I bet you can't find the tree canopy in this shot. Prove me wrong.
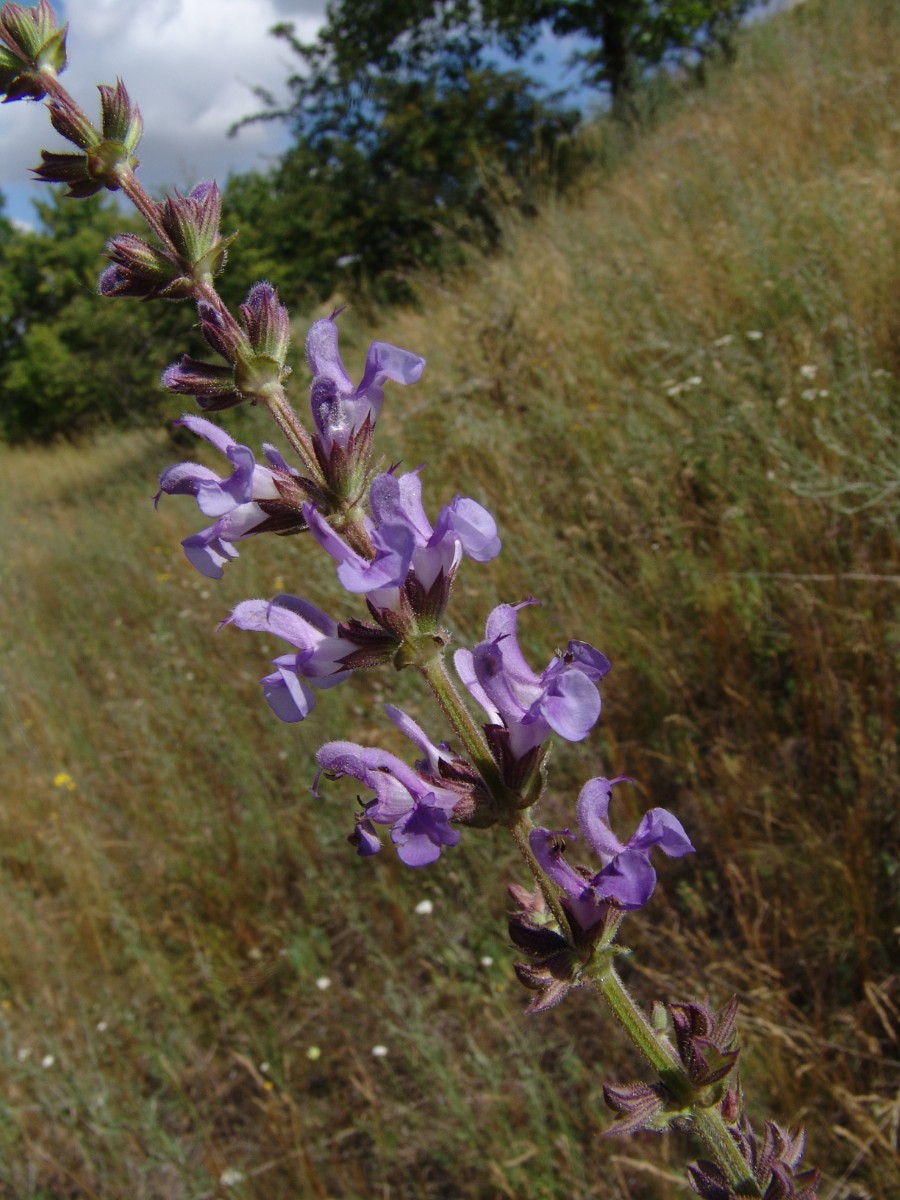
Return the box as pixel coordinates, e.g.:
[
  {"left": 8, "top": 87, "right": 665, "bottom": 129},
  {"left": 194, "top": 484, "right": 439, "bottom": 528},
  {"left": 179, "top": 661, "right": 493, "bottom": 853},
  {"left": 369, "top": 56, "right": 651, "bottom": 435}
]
[
  {"left": 0, "top": 189, "right": 191, "bottom": 443},
  {"left": 227, "top": 50, "right": 578, "bottom": 305}
]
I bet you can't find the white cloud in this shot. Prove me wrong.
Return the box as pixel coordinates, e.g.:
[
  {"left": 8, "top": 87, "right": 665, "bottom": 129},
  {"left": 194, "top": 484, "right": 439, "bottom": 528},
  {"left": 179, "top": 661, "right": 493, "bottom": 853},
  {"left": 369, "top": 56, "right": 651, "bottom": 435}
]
[{"left": 0, "top": 0, "right": 325, "bottom": 222}]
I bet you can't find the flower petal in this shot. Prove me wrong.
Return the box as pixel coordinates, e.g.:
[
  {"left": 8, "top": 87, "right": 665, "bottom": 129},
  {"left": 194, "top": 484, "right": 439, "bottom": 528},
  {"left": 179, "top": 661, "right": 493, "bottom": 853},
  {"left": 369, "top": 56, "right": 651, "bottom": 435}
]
[{"left": 629, "top": 808, "right": 695, "bottom": 858}]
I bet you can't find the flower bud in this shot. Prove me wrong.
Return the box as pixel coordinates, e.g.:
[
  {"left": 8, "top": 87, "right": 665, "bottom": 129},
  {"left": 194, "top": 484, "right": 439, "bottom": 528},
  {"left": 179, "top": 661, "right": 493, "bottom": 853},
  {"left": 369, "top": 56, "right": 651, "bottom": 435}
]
[
  {"left": 669, "top": 996, "right": 741, "bottom": 1088},
  {"left": 198, "top": 300, "right": 245, "bottom": 363},
  {"left": 162, "top": 355, "right": 242, "bottom": 410},
  {"left": 0, "top": 0, "right": 67, "bottom": 102},
  {"left": 240, "top": 283, "right": 290, "bottom": 365},
  {"left": 48, "top": 98, "right": 97, "bottom": 150},
  {"left": 33, "top": 80, "right": 141, "bottom": 196},
  {"left": 99, "top": 233, "right": 188, "bottom": 300},
  {"left": 160, "top": 182, "right": 235, "bottom": 284},
  {"left": 97, "top": 79, "right": 142, "bottom": 152}
]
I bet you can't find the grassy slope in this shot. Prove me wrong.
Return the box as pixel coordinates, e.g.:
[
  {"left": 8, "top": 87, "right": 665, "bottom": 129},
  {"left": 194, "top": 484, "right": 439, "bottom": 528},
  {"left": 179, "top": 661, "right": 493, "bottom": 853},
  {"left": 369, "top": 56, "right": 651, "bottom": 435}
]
[{"left": 1, "top": 0, "right": 897, "bottom": 1196}]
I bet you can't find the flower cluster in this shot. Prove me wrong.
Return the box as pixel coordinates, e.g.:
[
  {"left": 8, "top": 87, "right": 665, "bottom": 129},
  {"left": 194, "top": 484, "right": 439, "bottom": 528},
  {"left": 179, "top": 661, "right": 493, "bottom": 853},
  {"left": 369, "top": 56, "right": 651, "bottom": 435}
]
[{"left": 101, "top": 181, "right": 235, "bottom": 301}]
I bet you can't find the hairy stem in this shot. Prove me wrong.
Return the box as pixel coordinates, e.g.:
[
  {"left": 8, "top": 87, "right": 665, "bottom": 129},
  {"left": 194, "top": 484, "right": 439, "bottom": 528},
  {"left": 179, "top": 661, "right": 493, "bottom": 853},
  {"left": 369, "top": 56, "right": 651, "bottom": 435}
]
[
  {"left": 417, "top": 655, "right": 499, "bottom": 791},
  {"left": 261, "top": 385, "right": 321, "bottom": 481}
]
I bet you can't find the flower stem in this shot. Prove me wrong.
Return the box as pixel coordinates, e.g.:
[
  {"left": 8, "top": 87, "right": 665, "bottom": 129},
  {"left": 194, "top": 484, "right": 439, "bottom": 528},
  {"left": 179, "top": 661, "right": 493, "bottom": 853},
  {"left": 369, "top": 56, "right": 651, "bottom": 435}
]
[
  {"left": 692, "top": 1108, "right": 762, "bottom": 1197},
  {"left": 417, "top": 655, "right": 499, "bottom": 791},
  {"left": 114, "top": 168, "right": 171, "bottom": 247},
  {"left": 261, "top": 384, "right": 321, "bottom": 482},
  {"left": 593, "top": 960, "right": 684, "bottom": 1077}
]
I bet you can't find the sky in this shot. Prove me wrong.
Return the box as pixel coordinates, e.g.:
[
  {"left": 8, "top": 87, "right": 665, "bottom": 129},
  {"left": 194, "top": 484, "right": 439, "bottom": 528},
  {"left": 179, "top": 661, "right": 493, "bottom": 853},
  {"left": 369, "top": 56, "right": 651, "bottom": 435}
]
[{"left": 0, "top": 0, "right": 328, "bottom": 227}]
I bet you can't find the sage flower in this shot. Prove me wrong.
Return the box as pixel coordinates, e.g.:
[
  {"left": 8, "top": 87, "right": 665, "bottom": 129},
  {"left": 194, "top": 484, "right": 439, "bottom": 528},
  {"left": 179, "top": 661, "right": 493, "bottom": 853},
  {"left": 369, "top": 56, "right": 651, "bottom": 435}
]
[
  {"left": 531, "top": 775, "right": 694, "bottom": 925},
  {"left": 227, "top": 595, "right": 353, "bottom": 722},
  {"left": 315, "top": 740, "right": 463, "bottom": 866},
  {"left": 306, "top": 310, "right": 425, "bottom": 456},
  {"left": 156, "top": 414, "right": 304, "bottom": 578},
  {"left": 303, "top": 467, "right": 499, "bottom": 619},
  {"left": 454, "top": 601, "right": 611, "bottom": 764}
]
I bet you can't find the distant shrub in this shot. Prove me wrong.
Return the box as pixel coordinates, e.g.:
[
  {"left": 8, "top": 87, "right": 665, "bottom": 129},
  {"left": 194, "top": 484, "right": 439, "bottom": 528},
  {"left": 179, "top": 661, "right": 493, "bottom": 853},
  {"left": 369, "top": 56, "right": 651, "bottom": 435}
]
[{"left": 0, "top": 188, "right": 191, "bottom": 443}]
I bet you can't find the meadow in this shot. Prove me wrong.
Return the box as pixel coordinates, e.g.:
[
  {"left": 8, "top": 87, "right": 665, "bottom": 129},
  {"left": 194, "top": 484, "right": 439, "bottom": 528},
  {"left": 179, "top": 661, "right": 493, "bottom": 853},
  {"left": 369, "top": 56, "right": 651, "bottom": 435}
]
[{"left": 0, "top": 0, "right": 897, "bottom": 1195}]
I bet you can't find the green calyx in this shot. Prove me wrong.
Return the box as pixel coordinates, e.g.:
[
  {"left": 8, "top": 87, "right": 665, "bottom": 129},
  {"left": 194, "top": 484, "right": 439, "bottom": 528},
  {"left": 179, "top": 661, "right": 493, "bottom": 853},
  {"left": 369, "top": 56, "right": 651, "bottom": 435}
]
[
  {"left": 394, "top": 631, "right": 449, "bottom": 671},
  {"left": 86, "top": 139, "right": 139, "bottom": 187},
  {"left": 233, "top": 352, "right": 289, "bottom": 402}
]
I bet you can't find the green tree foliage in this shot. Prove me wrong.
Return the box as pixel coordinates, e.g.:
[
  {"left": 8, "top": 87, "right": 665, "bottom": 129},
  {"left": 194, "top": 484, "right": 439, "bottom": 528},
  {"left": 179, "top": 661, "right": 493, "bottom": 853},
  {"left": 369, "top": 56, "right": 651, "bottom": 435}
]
[
  {"left": 0, "top": 189, "right": 192, "bottom": 443},
  {"left": 543, "top": 1, "right": 762, "bottom": 111},
  {"left": 263, "top": 1, "right": 762, "bottom": 120},
  {"left": 230, "top": 1, "right": 761, "bottom": 301},
  {"left": 230, "top": 9, "right": 579, "bottom": 304}
]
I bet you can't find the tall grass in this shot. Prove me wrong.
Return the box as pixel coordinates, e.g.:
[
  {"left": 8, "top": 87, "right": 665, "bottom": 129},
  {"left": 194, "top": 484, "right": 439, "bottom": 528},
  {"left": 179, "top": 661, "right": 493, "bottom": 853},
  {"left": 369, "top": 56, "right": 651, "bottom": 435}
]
[{"left": 1, "top": 0, "right": 898, "bottom": 1196}]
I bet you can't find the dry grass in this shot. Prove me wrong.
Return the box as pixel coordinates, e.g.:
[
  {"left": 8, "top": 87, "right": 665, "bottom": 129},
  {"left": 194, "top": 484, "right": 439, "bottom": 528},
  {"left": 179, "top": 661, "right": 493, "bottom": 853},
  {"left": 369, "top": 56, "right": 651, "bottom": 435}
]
[{"left": 1, "top": 1, "right": 898, "bottom": 1196}]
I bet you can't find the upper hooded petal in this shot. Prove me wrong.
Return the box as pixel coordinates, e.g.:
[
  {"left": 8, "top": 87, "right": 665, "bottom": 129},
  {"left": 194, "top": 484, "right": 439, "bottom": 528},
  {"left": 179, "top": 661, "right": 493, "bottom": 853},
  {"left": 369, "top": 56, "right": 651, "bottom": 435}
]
[{"left": 575, "top": 776, "right": 627, "bottom": 860}]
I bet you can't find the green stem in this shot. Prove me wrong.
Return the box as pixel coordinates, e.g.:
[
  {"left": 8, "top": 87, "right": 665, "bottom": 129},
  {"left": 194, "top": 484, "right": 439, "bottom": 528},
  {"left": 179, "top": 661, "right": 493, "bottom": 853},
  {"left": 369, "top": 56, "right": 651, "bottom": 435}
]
[
  {"left": 417, "top": 655, "right": 498, "bottom": 790},
  {"left": 594, "top": 960, "right": 684, "bottom": 1077},
  {"left": 693, "top": 1108, "right": 761, "bottom": 1197},
  {"left": 261, "top": 385, "right": 321, "bottom": 482},
  {"left": 114, "top": 168, "right": 171, "bottom": 248}
]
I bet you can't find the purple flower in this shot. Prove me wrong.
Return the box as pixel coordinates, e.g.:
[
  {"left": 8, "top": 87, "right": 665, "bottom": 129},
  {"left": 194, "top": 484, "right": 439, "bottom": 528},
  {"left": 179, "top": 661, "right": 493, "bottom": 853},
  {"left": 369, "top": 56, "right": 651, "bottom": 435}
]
[
  {"left": 303, "top": 468, "right": 499, "bottom": 613},
  {"left": 303, "top": 503, "right": 417, "bottom": 602},
  {"left": 306, "top": 310, "right": 425, "bottom": 456},
  {"left": 226, "top": 595, "right": 353, "bottom": 722},
  {"left": 315, "top": 740, "right": 461, "bottom": 866},
  {"left": 156, "top": 414, "right": 302, "bottom": 578},
  {"left": 370, "top": 469, "right": 501, "bottom": 589},
  {"left": 531, "top": 776, "right": 694, "bottom": 927},
  {"left": 454, "top": 601, "right": 610, "bottom": 760}
]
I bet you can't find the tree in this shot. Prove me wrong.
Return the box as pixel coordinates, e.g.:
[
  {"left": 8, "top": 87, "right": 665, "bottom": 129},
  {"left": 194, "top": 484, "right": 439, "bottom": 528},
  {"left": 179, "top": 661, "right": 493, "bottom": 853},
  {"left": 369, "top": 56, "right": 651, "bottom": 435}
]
[
  {"left": 0, "top": 189, "right": 192, "bottom": 442},
  {"left": 231, "top": 1, "right": 762, "bottom": 299},
  {"left": 232, "top": 7, "right": 579, "bottom": 302},
  {"left": 542, "top": 1, "right": 761, "bottom": 114},
  {"left": 260, "top": 1, "right": 763, "bottom": 120}
]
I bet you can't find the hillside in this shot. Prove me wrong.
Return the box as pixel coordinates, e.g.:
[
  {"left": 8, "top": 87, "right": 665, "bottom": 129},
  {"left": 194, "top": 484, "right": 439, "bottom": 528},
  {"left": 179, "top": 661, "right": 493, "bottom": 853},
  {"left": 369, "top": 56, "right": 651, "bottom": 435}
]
[{"left": 0, "top": 1, "right": 897, "bottom": 1196}]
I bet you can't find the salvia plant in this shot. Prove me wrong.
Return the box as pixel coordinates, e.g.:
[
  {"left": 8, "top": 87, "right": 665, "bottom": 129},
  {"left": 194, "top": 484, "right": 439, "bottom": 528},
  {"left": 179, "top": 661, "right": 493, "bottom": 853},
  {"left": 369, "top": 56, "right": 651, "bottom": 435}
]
[{"left": 2, "top": 3, "right": 821, "bottom": 1196}]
